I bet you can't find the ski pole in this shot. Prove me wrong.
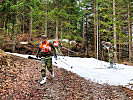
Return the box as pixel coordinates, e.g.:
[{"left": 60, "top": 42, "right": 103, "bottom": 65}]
[
  {"left": 57, "top": 55, "right": 67, "bottom": 61},
  {"left": 55, "top": 58, "right": 73, "bottom": 69},
  {"left": 61, "top": 47, "right": 78, "bottom": 54}
]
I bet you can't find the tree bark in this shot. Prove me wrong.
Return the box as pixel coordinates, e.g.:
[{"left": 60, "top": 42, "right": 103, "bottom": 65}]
[
  {"left": 13, "top": 12, "right": 18, "bottom": 52},
  {"left": 13, "top": 24, "right": 17, "bottom": 52},
  {"left": 22, "top": 13, "right": 25, "bottom": 40},
  {"left": 128, "top": 0, "right": 132, "bottom": 63},
  {"left": 119, "top": 25, "right": 122, "bottom": 61},
  {"left": 61, "top": 23, "right": 63, "bottom": 40},
  {"left": 29, "top": 9, "right": 32, "bottom": 41},
  {"left": 96, "top": 4, "right": 99, "bottom": 59},
  {"left": 45, "top": 12, "right": 48, "bottom": 36},
  {"left": 98, "top": 15, "right": 101, "bottom": 59},
  {"left": 56, "top": 0, "right": 59, "bottom": 38},
  {"left": 82, "top": 16, "right": 85, "bottom": 46},
  {"left": 45, "top": 1, "right": 48, "bottom": 36},
  {"left": 13, "top": 1, "right": 18, "bottom": 52},
  {"left": 56, "top": 16, "right": 59, "bottom": 38},
  {"left": 94, "top": 0, "right": 97, "bottom": 58},
  {"left": 113, "top": 0, "right": 117, "bottom": 62}
]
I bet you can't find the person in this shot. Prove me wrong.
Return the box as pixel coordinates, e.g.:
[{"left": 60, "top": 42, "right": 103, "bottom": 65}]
[
  {"left": 53, "top": 37, "right": 63, "bottom": 56},
  {"left": 102, "top": 41, "right": 115, "bottom": 68},
  {"left": 36, "top": 35, "right": 57, "bottom": 85}
]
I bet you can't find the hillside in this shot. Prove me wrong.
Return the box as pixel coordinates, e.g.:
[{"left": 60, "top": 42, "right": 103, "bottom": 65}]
[{"left": 0, "top": 50, "right": 133, "bottom": 99}]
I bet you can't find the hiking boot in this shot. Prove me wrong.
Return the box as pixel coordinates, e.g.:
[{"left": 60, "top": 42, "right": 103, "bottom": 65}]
[{"left": 40, "top": 77, "right": 46, "bottom": 85}]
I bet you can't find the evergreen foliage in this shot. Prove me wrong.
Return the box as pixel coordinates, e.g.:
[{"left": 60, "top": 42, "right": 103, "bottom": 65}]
[{"left": 0, "top": 0, "right": 132, "bottom": 61}]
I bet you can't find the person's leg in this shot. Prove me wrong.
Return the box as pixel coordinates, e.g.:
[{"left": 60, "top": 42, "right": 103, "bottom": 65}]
[
  {"left": 40, "top": 57, "right": 46, "bottom": 84},
  {"left": 46, "top": 56, "right": 54, "bottom": 76},
  {"left": 109, "top": 50, "right": 114, "bottom": 68},
  {"left": 41, "top": 57, "right": 46, "bottom": 77}
]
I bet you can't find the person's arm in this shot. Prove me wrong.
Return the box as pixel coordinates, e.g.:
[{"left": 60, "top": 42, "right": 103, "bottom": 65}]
[
  {"left": 59, "top": 42, "right": 63, "bottom": 47},
  {"left": 50, "top": 42, "right": 57, "bottom": 59}
]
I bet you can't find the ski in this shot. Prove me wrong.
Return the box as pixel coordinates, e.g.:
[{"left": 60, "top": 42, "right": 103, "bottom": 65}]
[
  {"left": 28, "top": 56, "right": 41, "bottom": 61},
  {"left": 95, "top": 65, "right": 124, "bottom": 70},
  {"left": 104, "top": 65, "right": 124, "bottom": 70}
]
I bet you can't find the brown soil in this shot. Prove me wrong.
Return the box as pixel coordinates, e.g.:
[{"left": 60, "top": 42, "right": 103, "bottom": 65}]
[{"left": 0, "top": 50, "right": 133, "bottom": 100}]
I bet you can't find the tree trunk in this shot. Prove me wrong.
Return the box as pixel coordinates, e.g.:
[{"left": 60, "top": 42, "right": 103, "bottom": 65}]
[
  {"left": 13, "top": 24, "right": 17, "bottom": 52},
  {"left": 22, "top": 13, "right": 25, "bottom": 40},
  {"left": 45, "top": 13, "right": 48, "bottom": 36},
  {"left": 45, "top": 1, "right": 48, "bottom": 36},
  {"left": 94, "top": 0, "right": 97, "bottom": 58},
  {"left": 128, "top": 0, "right": 132, "bottom": 63},
  {"left": 119, "top": 25, "right": 122, "bottom": 61},
  {"left": 29, "top": 9, "right": 32, "bottom": 41},
  {"left": 96, "top": 4, "right": 99, "bottom": 59},
  {"left": 13, "top": 0, "right": 18, "bottom": 52},
  {"left": 85, "top": 13, "right": 89, "bottom": 57},
  {"left": 61, "top": 23, "right": 63, "bottom": 40},
  {"left": 82, "top": 16, "right": 85, "bottom": 46},
  {"left": 98, "top": 15, "right": 101, "bottom": 59},
  {"left": 56, "top": 16, "right": 58, "bottom": 38},
  {"left": 113, "top": 0, "right": 117, "bottom": 62},
  {"left": 56, "top": 0, "right": 59, "bottom": 38},
  {"left": 13, "top": 12, "right": 18, "bottom": 52}
]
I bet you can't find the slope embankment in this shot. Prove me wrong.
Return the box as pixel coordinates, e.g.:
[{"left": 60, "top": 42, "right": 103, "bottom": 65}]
[{"left": 0, "top": 50, "right": 133, "bottom": 100}]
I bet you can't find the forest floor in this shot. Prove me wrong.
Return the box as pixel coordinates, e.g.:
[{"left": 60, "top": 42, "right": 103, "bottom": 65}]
[{"left": 0, "top": 50, "right": 133, "bottom": 100}]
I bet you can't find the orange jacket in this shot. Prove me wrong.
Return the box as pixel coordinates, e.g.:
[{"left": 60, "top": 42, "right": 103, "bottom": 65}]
[
  {"left": 40, "top": 42, "right": 51, "bottom": 52},
  {"left": 104, "top": 42, "right": 112, "bottom": 50},
  {"left": 54, "top": 41, "right": 59, "bottom": 47},
  {"left": 105, "top": 42, "right": 112, "bottom": 47}
]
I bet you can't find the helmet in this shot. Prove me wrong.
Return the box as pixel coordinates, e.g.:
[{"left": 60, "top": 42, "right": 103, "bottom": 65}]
[{"left": 42, "top": 35, "right": 47, "bottom": 39}]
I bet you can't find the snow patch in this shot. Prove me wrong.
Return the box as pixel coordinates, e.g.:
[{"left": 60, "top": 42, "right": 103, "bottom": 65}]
[{"left": 6, "top": 52, "right": 133, "bottom": 89}]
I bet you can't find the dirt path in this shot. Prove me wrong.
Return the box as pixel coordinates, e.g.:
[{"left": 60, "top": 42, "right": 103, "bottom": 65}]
[{"left": 0, "top": 52, "right": 133, "bottom": 100}]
